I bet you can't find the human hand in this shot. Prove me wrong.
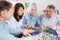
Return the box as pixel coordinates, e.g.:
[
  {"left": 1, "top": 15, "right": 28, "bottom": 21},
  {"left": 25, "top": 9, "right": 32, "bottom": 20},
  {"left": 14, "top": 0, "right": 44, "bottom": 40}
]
[{"left": 46, "top": 25, "right": 53, "bottom": 30}]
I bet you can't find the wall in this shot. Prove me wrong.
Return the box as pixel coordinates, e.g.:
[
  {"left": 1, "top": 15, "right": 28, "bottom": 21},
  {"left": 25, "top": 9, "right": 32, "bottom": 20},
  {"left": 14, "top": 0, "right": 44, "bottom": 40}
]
[{"left": 7, "top": 0, "right": 60, "bottom": 15}]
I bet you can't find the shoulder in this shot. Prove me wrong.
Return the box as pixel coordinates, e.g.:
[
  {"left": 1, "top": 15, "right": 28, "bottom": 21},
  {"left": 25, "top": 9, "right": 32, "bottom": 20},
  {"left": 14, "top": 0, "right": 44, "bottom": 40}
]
[
  {"left": 23, "top": 13, "right": 29, "bottom": 17},
  {"left": 54, "top": 14, "right": 60, "bottom": 18},
  {"left": 40, "top": 13, "right": 46, "bottom": 18},
  {"left": 56, "top": 14, "right": 60, "bottom": 19},
  {"left": 34, "top": 13, "right": 40, "bottom": 18},
  {"left": 22, "top": 13, "right": 30, "bottom": 19},
  {"left": 8, "top": 16, "right": 16, "bottom": 23}
]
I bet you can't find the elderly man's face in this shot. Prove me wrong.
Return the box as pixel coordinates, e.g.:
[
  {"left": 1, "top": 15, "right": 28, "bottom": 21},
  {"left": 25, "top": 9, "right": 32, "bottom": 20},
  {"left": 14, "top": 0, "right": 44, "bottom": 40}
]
[
  {"left": 46, "top": 8, "right": 55, "bottom": 18},
  {"left": 29, "top": 6, "right": 37, "bottom": 15}
]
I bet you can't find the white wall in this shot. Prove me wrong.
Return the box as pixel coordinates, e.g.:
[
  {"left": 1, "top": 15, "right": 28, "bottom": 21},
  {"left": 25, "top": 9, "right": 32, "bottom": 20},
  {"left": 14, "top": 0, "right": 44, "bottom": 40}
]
[{"left": 7, "top": 0, "right": 60, "bottom": 14}]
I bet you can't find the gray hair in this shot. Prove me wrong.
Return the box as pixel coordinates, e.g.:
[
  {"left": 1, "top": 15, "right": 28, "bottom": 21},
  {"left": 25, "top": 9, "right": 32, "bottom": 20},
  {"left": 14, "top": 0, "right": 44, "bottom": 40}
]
[{"left": 26, "top": 3, "right": 37, "bottom": 13}]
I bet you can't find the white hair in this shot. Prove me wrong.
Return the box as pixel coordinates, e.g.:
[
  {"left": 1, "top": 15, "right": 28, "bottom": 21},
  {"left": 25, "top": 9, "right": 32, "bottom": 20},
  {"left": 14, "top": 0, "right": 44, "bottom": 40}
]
[{"left": 26, "top": 3, "right": 37, "bottom": 13}]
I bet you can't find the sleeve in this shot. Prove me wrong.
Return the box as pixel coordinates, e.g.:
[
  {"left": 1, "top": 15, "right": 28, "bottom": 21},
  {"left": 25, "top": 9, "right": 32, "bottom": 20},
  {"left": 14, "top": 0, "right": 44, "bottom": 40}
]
[
  {"left": 0, "top": 30, "right": 17, "bottom": 40},
  {"left": 52, "top": 26, "right": 57, "bottom": 29},
  {"left": 21, "top": 15, "right": 26, "bottom": 28},
  {"left": 56, "top": 16, "right": 60, "bottom": 30},
  {"left": 0, "top": 28, "right": 35, "bottom": 40},
  {"left": 36, "top": 14, "right": 41, "bottom": 27},
  {"left": 39, "top": 14, "right": 44, "bottom": 26},
  {"left": 53, "top": 16, "right": 60, "bottom": 30}
]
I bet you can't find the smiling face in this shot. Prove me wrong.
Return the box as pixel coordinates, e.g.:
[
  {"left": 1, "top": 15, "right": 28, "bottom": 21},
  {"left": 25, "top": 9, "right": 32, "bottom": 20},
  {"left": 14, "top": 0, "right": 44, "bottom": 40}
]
[
  {"left": 17, "top": 7, "right": 24, "bottom": 16},
  {"left": 46, "top": 7, "right": 55, "bottom": 18},
  {"left": 45, "top": 5, "right": 55, "bottom": 18},
  {"left": 29, "top": 6, "right": 37, "bottom": 16}
]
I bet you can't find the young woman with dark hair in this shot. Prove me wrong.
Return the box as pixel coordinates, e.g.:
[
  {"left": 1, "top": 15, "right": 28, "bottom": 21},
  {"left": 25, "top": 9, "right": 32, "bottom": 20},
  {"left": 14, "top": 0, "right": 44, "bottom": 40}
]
[{"left": 7, "top": 3, "right": 31, "bottom": 38}]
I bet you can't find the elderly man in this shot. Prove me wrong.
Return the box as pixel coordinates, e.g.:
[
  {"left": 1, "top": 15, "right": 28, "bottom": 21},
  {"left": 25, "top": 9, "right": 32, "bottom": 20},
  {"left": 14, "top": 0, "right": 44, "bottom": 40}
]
[{"left": 22, "top": 3, "right": 41, "bottom": 29}]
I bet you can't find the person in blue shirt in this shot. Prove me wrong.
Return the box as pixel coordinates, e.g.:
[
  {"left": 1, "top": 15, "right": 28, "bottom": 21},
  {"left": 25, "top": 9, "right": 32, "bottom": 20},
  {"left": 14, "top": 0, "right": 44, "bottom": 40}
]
[
  {"left": 0, "top": 1, "right": 40, "bottom": 40},
  {"left": 7, "top": 3, "right": 33, "bottom": 38},
  {"left": 22, "top": 3, "right": 41, "bottom": 29},
  {"left": 0, "top": 22, "right": 36, "bottom": 40}
]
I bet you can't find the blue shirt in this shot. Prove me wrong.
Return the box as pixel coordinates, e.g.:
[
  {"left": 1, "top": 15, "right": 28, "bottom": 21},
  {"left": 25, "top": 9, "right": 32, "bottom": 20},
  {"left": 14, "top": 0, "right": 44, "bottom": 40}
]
[
  {"left": 0, "top": 22, "right": 17, "bottom": 40},
  {"left": 22, "top": 13, "right": 41, "bottom": 27},
  {"left": 0, "top": 22, "right": 35, "bottom": 40}
]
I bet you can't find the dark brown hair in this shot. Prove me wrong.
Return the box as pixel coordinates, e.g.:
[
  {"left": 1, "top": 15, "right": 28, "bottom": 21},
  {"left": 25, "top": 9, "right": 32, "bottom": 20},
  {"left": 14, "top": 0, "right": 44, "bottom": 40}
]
[
  {"left": 0, "top": 1, "right": 12, "bottom": 12},
  {"left": 14, "top": 3, "right": 24, "bottom": 22},
  {"left": 47, "top": 5, "right": 55, "bottom": 9}
]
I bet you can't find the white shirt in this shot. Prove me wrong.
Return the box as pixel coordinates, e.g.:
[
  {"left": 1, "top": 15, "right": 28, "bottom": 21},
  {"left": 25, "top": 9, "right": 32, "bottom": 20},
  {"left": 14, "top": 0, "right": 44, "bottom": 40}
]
[
  {"left": 40, "top": 13, "right": 60, "bottom": 30},
  {"left": 7, "top": 16, "right": 23, "bottom": 35}
]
